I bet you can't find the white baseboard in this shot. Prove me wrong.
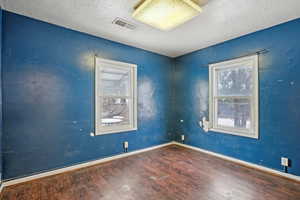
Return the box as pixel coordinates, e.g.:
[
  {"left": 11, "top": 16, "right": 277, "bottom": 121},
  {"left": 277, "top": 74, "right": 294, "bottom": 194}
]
[
  {"left": 2, "top": 142, "right": 174, "bottom": 188},
  {"left": 173, "top": 141, "right": 300, "bottom": 182},
  {"left": 1, "top": 140, "right": 299, "bottom": 194}
]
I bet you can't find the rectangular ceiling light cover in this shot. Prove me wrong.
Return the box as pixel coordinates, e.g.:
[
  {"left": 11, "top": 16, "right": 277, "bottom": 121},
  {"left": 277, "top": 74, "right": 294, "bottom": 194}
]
[{"left": 132, "top": 0, "right": 202, "bottom": 31}]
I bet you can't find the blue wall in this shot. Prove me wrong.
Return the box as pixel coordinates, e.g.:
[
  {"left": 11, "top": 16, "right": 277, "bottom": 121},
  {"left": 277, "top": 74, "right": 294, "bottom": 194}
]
[
  {"left": 2, "top": 10, "right": 300, "bottom": 180},
  {"left": 2, "top": 11, "right": 173, "bottom": 180},
  {"left": 174, "top": 18, "right": 300, "bottom": 176}
]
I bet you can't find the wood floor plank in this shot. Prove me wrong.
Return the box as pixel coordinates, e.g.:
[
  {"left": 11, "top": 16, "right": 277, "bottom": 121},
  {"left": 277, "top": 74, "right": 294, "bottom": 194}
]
[{"left": 1, "top": 145, "right": 300, "bottom": 200}]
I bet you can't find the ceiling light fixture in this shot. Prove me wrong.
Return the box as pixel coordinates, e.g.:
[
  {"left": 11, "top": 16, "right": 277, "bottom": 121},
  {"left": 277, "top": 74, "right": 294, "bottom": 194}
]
[{"left": 132, "top": 0, "right": 202, "bottom": 31}]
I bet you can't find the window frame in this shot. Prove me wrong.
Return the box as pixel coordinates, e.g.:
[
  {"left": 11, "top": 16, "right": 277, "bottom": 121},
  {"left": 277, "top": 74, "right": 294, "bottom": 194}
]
[
  {"left": 95, "top": 57, "right": 137, "bottom": 135},
  {"left": 208, "top": 55, "right": 259, "bottom": 139}
]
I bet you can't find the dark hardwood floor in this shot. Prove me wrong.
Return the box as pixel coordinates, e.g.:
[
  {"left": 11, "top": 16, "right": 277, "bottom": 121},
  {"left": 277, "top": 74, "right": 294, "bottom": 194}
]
[{"left": 1, "top": 145, "right": 300, "bottom": 200}]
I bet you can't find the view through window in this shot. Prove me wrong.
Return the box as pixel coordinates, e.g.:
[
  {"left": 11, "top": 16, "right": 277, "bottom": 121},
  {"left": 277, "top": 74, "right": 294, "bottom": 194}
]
[{"left": 209, "top": 55, "right": 259, "bottom": 138}]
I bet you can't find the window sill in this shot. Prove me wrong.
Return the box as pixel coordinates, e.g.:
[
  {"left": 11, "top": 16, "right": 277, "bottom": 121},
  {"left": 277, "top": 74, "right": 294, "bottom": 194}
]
[
  {"left": 94, "top": 127, "right": 138, "bottom": 136},
  {"left": 209, "top": 128, "right": 258, "bottom": 139}
]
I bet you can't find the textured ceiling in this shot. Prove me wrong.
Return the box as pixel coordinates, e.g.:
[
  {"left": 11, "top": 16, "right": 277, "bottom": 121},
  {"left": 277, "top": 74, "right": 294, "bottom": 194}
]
[{"left": 2, "top": 0, "right": 300, "bottom": 57}]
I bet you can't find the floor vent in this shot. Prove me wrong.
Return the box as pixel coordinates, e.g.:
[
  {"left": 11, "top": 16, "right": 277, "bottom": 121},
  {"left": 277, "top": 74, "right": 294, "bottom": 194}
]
[{"left": 112, "top": 18, "right": 136, "bottom": 30}]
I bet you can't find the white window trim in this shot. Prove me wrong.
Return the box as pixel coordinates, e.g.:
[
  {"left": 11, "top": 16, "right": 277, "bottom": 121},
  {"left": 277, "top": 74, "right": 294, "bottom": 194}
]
[
  {"left": 95, "top": 57, "right": 137, "bottom": 135},
  {"left": 208, "top": 55, "right": 259, "bottom": 139}
]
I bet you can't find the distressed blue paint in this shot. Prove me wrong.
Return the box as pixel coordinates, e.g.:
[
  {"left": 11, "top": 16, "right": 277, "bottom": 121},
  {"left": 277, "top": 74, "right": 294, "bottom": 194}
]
[
  {"left": 2, "top": 11, "right": 173, "bottom": 180},
  {"left": 174, "top": 18, "right": 300, "bottom": 176},
  {"left": 2, "top": 10, "right": 300, "bottom": 180}
]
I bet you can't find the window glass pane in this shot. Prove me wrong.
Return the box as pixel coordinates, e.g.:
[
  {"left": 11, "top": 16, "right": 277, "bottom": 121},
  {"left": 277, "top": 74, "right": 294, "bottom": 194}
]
[
  {"left": 217, "top": 65, "right": 253, "bottom": 96},
  {"left": 100, "top": 97, "right": 131, "bottom": 127},
  {"left": 216, "top": 98, "right": 251, "bottom": 130},
  {"left": 100, "top": 66, "right": 131, "bottom": 96}
]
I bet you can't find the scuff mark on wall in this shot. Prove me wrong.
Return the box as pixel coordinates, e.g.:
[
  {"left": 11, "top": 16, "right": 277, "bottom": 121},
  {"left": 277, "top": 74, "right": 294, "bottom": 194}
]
[
  {"left": 79, "top": 51, "right": 98, "bottom": 71},
  {"left": 138, "top": 77, "right": 157, "bottom": 120},
  {"left": 79, "top": 50, "right": 110, "bottom": 71},
  {"left": 195, "top": 80, "right": 208, "bottom": 117}
]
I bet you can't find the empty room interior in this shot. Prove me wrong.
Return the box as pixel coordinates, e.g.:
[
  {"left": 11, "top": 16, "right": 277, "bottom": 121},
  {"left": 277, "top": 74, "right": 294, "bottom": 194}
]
[{"left": 0, "top": 0, "right": 300, "bottom": 199}]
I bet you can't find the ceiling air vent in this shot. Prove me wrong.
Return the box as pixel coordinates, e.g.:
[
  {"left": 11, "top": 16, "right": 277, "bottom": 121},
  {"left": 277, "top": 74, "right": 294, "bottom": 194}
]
[{"left": 112, "top": 18, "right": 136, "bottom": 30}]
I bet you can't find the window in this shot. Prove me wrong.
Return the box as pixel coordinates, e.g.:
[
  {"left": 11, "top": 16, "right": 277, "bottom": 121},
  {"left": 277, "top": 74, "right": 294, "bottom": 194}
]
[
  {"left": 209, "top": 55, "right": 259, "bottom": 138},
  {"left": 95, "top": 57, "right": 137, "bottom": 135}
]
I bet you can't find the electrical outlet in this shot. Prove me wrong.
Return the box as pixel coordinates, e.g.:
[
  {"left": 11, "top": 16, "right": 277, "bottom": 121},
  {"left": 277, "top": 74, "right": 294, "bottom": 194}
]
[
  {"left": 124, "top": 141, "right": 129, "bottom": 149},
  {"left": 181, "top": 135, "right": 185, "bottom": 141},
  {"left": 281, "top": 157, "right": 289, "bottom": 167}
]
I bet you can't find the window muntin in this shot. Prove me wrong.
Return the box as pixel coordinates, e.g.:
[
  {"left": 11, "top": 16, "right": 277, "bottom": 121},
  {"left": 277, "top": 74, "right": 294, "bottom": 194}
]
[
  {"left": 95, "top": 58, "right": 137, "bottom": 135},
  {"left": 209, "top": 55, "right": 258, "bottom": 138}
]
